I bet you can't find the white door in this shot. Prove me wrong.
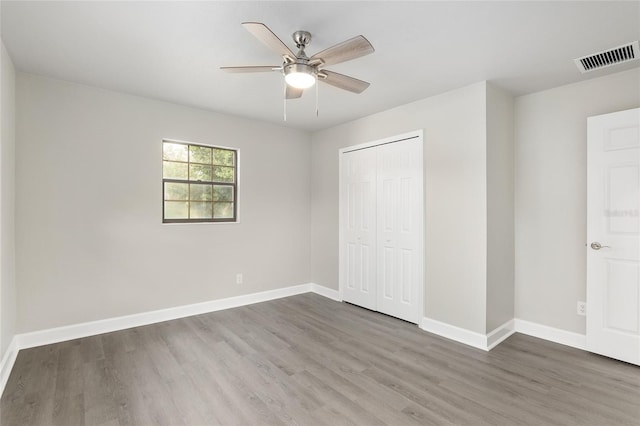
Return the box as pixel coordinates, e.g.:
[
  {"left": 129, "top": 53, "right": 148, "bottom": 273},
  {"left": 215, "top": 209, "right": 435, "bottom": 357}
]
[
  {"left": 587, "top": 108, "right": 640, "bottom": 366},
  {"left": 376, "top": 139, "right": 423, "bottom": 322},
  {"left": 340, "top": 132, "right": 424, "bottom": 324},
  {"left": 341, "top": 147, "right": 377, "bottom": 310}
]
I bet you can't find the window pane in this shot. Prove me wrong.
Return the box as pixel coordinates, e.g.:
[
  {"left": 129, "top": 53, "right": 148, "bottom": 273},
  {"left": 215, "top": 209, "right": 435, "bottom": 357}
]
[
  {"left": 190, "top": 164, "right": 213, "bottom": 181},
  {"left": 163, "top": 161, "right": 188, "bottom": 179},
  {"left": 213, "top": 148, "right": 234, "bottom": 166},
  {"left": 162, "top": 142, "right": 237, "bottom": 223},
  {"left": 190, "top": 202, "right": 213, "bottom": 219},
  {"left": 213, "top": 166, "right": 235, "bottom": 183},
  {"left": 190, "top": 145, "right": 212, "bottom": 164},
  {"left": 214, "top": 202, "right": 234, "bottom": 219},
  {"left": 164, "top": 182, "right": 188, "bottom": 200},
  {"left": 190, "top": 183, "right": 212, "bottom": 201},
  {"left": 163, "top": 142, "right": 188, "bottom": 162},
  {"left": 164, "top": 201, "right": 188, "bottom": 219},
  {"left": 213, "top": 185, "right": 234, "bottom": 201}
]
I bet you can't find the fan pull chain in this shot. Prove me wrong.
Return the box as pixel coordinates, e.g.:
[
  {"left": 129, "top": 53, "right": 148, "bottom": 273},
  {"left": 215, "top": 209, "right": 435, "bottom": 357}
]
[
  {"left": 315, "top": 81, "right": 319, "bottom": 117},
  {"left": 283, "top": 81, "right": 287, "bottom": 121}
]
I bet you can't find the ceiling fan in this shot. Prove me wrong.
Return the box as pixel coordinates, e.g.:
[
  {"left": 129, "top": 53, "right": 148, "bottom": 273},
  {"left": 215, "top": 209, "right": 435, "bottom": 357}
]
[{"left": 221, "top": 22, "right": 375, "bottom": 99}]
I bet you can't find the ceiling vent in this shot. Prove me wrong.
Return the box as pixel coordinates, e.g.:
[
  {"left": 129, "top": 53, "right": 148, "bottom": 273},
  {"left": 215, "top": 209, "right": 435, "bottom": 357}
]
[{"left": 574, "top": 41, "right": 639, "bottom": 73}]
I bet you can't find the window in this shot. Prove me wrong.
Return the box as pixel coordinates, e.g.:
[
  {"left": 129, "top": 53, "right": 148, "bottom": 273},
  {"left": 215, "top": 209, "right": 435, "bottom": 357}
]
[{"left": 162, "top": 140, "right": 237, "bottom": 223}]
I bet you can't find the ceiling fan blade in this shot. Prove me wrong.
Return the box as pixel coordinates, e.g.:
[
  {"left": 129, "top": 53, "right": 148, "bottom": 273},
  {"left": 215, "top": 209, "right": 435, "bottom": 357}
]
[
  {"left": 220, "top": 66, "right": 280, "bottom": 73},
  {"left": 242, "top": 22, "right": 295, "bottom": 60},
  {"left": 310, "top": 35, "right": 374, "bottom": 67},
  {"left": 318, "top": 70, "right": 370, "bottom": 94},
  {"left": 286, "top": 85, "right": 304, "bottom": 99}
]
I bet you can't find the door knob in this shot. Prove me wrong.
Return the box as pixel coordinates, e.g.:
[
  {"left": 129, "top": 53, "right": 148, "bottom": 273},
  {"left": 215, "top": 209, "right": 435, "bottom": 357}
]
[{"left": 590, "top": 242, "right": 611, "bottom": 250}]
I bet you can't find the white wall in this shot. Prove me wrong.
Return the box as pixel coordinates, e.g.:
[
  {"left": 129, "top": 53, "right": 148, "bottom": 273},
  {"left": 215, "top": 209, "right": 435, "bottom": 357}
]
[
  {"left": 311, "top": 82, "right": 489, "bottom": 333},
  {"left": 0, "top": 41, "right": 17, "bottom": 360},
  {"left": 515, "top": 68, "right": 640, "bottom": 334},
  {"left": 16, "top": 73, "right": 311, "bottom": 333},
  {"left": 486, "top": 84, "right": 514, "bottom": 332}
]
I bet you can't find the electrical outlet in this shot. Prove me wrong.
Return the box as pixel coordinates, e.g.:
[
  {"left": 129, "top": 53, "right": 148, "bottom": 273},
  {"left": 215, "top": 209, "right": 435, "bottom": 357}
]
[
  {"left": 577, "top": 301, "right": 586, "bottom": 316},
  {"left": 236, "top": 273, "right": 243, "bottom": 284}
]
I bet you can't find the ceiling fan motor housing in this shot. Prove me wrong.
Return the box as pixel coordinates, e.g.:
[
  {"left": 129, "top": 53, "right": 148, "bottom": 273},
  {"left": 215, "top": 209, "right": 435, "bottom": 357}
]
[{"left": 292, "top": 30, "right": 312, "bottom": 49}]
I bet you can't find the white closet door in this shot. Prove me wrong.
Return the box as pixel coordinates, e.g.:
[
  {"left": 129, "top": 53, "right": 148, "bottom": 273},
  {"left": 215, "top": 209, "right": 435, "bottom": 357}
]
[
  {"left": 341, "top": 147, "right": 377, "bottom": 310},
  {"left": 340, "top": 132, "right": 424, "bottom": 324},
  {"left": 376, "top": 138, "right": 423, "bottom": 323}
]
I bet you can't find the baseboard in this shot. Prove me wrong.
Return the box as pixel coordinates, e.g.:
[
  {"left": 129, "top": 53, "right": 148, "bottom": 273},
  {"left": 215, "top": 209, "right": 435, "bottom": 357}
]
[
  {"left": 514, "top": 318, "right": 586, "bottom": 350},
  {"left": 487, "top": 319, "right": 516, "bottom": 350},
  {"left": 420, "top": 317, "right": 517, "bottom": 351},
  {"left": 420, "top": 317, "right": 489, "bottom": 350},
  {"left": 310, "top": 283, "right": 341, "bottom": 301},
  {"left": 420, "top": 316, "right": 587, "bottom": 352},
  {"left": 17, "top": 283, "right": 330, "bottom": 350},
  {"left": 0, "top": 336, "right": 19, "bottom": 397}
]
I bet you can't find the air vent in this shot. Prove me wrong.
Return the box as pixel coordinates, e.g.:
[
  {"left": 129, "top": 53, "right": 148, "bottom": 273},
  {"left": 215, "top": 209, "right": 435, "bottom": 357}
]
[{"left": 574, "top": 41, "right": 639, "bottom": 73}]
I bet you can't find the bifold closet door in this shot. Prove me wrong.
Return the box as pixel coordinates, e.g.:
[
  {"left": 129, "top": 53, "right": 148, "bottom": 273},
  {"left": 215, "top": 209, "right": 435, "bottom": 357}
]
[
  {"left": 341, "top": 147, "right": 377, "bottom": 310},
  {"left": 376, "top": 139, "right": 423, "bottom": 323},
  {"left": 340, "top": 136, "right": 423, "bottom": 324}
]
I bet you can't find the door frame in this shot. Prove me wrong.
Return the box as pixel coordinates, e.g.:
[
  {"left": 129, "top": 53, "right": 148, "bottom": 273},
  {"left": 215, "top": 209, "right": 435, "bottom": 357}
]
[{"left": 338, "top": 129, "right": 425, "bottom": 324}]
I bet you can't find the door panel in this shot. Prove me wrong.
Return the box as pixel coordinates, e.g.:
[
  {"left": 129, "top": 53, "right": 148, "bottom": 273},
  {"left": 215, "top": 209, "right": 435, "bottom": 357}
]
[
  {"left": 376, "top": 138, "right": 423, "bottom": 323},
  {"left": 604, "top": 259, "right": 638, "bottom": 333},
  {"left": 361, "top": 244, "right": 371, "bottom": 292},
  {"left": 607, "top": 164, "right": 639, "bottom": 234},
  {"left": 587, "top": 107, "right": 640, "bottom": 366},
  {"left": 383, "top": 247, "right": 394, "bottom": 299},
  {"left": 401, "top": 249, "right": 412, "bottom": 304},
  {"left": 341, "top": 148, "right": 377, "bottom": 310},
  {"left": 400, "top": 177, "right": 412, "bottom": 232}
]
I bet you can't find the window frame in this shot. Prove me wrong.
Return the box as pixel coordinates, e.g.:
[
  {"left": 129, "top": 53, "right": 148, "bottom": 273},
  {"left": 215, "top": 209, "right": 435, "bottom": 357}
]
[{"left": 162, "top": 139, "right": 239, "bottom": 224}]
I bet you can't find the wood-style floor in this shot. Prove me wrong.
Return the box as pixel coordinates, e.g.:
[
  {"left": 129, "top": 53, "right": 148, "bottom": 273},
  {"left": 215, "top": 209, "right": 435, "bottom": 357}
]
[{"left": 1, "top": 293, "right": 639, "bottom": 426}]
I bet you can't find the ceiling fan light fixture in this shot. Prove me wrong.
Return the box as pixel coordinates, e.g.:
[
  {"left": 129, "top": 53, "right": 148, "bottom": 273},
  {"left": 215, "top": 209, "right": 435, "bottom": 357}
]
[{"left": 284, "top": 63, "right": 316, "bottom": 89}]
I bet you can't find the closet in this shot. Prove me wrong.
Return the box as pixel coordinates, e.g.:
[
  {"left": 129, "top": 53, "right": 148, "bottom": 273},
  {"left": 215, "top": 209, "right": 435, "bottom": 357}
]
[{"left": 339, "top": 131, "right": 424, "bottom": 324}]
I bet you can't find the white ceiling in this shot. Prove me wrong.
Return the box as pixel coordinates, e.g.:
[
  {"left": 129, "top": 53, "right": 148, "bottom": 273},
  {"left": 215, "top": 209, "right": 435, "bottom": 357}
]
[{"left": 2, "top": 1, "right": 639, "bottom": 131}]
